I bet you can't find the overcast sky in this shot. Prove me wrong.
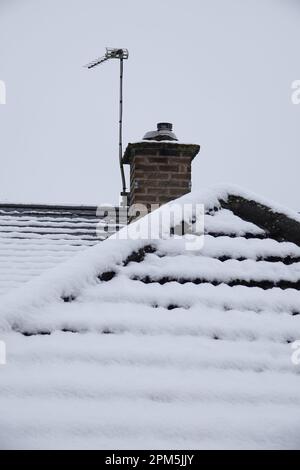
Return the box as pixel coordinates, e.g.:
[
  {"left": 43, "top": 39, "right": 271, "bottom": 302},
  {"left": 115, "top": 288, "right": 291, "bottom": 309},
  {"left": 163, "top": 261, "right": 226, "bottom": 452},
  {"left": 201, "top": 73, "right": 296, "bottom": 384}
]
[{"left": 0, "top": 0, "right": 299, "bottom": 209}]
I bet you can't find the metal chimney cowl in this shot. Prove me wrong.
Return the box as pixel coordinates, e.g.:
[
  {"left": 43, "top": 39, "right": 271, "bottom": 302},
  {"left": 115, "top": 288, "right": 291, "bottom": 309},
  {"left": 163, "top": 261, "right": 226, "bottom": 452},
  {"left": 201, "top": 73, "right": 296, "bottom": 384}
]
[{"left": 143, "top": 122, "right": 178, "bottom": 142}]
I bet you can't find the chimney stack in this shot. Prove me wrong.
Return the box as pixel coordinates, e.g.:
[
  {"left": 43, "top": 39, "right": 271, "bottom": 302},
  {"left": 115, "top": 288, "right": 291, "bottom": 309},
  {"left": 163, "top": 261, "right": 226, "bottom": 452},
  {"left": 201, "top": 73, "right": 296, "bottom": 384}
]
[{"left": 122, "top": 123, "right": 200, "bottom": 209}]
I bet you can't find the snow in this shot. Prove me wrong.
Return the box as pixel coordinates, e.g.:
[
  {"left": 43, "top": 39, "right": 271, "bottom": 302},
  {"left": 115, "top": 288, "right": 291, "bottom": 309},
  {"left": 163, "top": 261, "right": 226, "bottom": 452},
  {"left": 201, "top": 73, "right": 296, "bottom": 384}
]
[
  {"left": 204, "top": 209, "right": 264, "bottom": 235},
  {"left": 0, "top": 207, "right": 120, "bottom": 295},
  {"left": 1, "top": 183, "right": 299, "bottom": 296},
  {"left": 136, "top": 140, "right": 198, "bottom": 145},
  {"left": 0, "top": 327, "right": 300, "bottom": 449},
  {"left": 5, "top": 301, "right": 300, "bottom": 343},
  {"left": 0, "top": 184, "right": 300, "bottom": 449},
  {"left": 1, "top": 184, "right": 298, "bottom": 316},
  {"left": 124, "top": 254, "right": 300, "bottom": 284},
  {"left": 157, "top": 235, "right": 300, "bottom": 260}
]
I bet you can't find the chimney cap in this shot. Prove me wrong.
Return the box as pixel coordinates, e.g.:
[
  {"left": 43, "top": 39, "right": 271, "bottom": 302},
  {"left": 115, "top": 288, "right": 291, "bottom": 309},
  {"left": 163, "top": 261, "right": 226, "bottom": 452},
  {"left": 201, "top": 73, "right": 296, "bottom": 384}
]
[
  {"left": 143, "top": 122, "right": 178, "bottom": 141},
  {"left": 157, "top": 122, "right": 173, "bottom": 131}
]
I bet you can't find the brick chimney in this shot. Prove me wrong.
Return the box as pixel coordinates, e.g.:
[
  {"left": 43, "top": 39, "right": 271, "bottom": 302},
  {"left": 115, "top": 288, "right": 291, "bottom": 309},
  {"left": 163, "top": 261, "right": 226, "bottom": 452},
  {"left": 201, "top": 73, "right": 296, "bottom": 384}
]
[{"left": 122, "top": 123, "right": 200, "bottom": 209}]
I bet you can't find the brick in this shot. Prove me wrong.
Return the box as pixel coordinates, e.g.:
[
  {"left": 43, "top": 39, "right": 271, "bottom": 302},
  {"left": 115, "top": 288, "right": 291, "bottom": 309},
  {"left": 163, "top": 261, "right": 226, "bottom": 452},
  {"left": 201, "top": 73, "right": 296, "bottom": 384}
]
[
  {"left": 126, "top": 142, "right": 198, "bottom": 209},
  {"left": 131, "top": 171, "right": 145, "bottom": 179},
  {"left": 150, "top": 180, "right": 181, "bottom": 188},
  {"left": 132, "top": 156, "right": 144, "bottom": 164},
  {"left": 133, "top": 156, "right": 158, "bottom": 164},
  {"left": 168, "top": 180, "right": 190, "bottom": 188},
  {"left": 142, "top": 180, "right": 160, "bottom": 187},
  {"left": 168, "top": 188, "right": 187, "bottom": 196},
  {"left": 172, "top": 174, "right": 190, "bottom": 180},
  {"left": 146, "top": 187, "right": 170, "bottom": 195},
  {"left": 179, "top": 164, "right": 191, "bottom": 173},
  {"left": 169, "top": 175, "right": 189, "bottom": 181},
  {"left": 134, "top": 188, "right": 147, "bottom": 195},
  {"left": 132, "top": 195, "right": 161, "bottom": 202},
  {"left": 134, "top": 179, "right": 159, "bottom": 188},
  {"left": 147, "top": 156, "right": 168, "bottom": 164},
  {"left": 135, "top": 159, "right": 160, "bottom": 166},
  {"left": 158, "top": 165, "right": 179, "bottom": 172},
  {"left": 158, "top": 148, "right": 182, "bottom": 157},
  {"left": 144, "top": 172, "right": 170, "bottom": 180},
  {"left": 135, "top": 164, "right": 160, "bottom": 172},
  {"left": 134, "top": 148, "right": 159, "bottom": 156},
  {"left": 165, "top": 156, "right": 191, "bottom": 163},
  {"left": 158, "top": 196, "right": 172, "bottom": 203},
  {"left": 146, "top": 188, "right": 161, "bottom": 194}
]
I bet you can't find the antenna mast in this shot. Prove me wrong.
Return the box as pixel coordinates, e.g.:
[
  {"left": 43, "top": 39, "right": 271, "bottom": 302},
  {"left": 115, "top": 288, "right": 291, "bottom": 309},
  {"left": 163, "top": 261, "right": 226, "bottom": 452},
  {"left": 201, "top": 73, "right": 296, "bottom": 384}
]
[{"left": 84, "top": 48, "right": 129, "bottom": 204}]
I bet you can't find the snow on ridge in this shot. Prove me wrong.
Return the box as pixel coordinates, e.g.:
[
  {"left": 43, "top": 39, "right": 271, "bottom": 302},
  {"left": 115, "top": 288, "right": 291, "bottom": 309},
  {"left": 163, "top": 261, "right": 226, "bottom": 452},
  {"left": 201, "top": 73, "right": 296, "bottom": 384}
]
[
  {"left": 1, "top": 184, "right": 299, "bottom": 324},
  {"left": 207, "top": 184, "right": 300, "bottom": 223}
]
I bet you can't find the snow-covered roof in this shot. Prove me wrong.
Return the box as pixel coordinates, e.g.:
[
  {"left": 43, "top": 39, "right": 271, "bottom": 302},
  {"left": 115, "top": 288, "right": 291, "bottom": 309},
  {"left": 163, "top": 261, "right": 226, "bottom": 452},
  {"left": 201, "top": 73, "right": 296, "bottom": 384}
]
[
  {"left": 0, "top": 203, "right": 123, "bottom": 295},
  {"left": 1, "top": 185, "right": 300, "bottom": 449}
]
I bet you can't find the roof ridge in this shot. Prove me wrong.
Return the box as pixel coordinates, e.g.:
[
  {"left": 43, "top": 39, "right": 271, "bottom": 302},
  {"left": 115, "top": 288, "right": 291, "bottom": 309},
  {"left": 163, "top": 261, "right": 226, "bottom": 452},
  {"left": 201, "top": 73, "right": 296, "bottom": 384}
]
[{"left": 1, "top": 184, "right": 299, "bottom": 321}]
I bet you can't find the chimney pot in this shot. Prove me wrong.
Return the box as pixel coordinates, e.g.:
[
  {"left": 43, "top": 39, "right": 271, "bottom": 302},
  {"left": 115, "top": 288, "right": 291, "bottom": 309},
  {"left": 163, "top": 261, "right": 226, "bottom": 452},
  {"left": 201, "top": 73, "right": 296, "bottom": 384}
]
[{"left": 157, "top": 122, "right": 173, "bottom": 132}]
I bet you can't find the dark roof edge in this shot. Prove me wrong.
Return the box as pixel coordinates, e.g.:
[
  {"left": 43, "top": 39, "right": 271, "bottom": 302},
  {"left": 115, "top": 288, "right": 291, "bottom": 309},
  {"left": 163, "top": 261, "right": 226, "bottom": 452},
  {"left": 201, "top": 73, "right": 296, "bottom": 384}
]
[
  {"left": 221, "top": 194, "right": 300, "bottom": 246},
  {"left": 0, "top": 203, "right": 98, "bottom": 211}
]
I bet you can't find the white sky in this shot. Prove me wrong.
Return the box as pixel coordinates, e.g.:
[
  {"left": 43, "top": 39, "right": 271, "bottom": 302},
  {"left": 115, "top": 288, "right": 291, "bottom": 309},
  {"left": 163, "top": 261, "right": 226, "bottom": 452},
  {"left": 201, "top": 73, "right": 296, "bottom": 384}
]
[{"left": 0, "top": 0, "right": 299, "bottom": 209}]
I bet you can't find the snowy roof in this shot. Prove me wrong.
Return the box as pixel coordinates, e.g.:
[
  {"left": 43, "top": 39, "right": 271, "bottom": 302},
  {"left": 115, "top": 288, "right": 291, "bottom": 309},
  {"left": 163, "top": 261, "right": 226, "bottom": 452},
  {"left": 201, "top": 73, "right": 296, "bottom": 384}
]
[
  {"left": 0, "top": 203, "right": 123, "bottom": 295},
  {"left": 1, "top": 185, "right": 300, "bottom": 449}
]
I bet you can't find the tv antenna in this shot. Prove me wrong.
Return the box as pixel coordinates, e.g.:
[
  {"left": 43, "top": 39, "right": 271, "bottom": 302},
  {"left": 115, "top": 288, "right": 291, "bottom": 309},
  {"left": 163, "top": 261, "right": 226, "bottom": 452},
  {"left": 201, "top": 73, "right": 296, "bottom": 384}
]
[{"left": 84, "top": 48, "right": 129, "bottom": 204}]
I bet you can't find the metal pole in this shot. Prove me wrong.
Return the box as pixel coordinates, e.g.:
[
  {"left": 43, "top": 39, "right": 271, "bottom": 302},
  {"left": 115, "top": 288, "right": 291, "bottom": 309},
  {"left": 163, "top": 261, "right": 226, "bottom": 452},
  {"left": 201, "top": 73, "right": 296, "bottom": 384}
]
[{"left": 119, "top": 57, "right": 126, "bottom": 196}]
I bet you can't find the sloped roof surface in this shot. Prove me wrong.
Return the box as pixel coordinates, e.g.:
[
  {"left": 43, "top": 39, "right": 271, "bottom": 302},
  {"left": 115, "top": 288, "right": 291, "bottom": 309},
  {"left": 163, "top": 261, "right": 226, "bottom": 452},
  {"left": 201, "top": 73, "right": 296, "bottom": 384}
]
[
  {"left": 1, "top": 185, "right": 300, "bottom": 449},
  {"left": 0, "top": 203, "right": 122, "bottom": 295}
]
